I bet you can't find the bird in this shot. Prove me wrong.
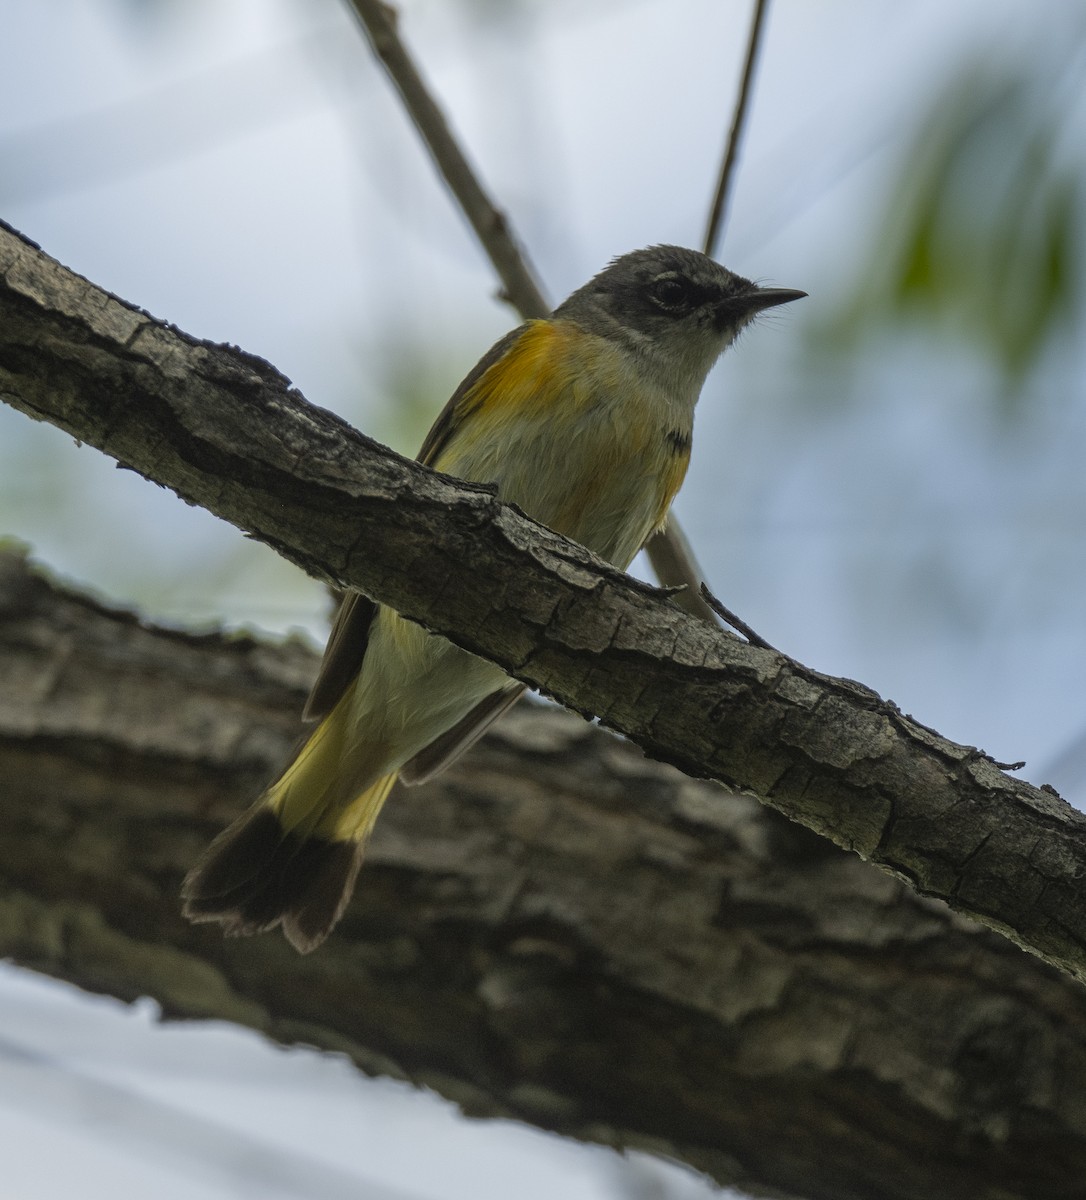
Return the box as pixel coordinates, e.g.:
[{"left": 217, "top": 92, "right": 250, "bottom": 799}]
[{"left": 182, "top": 244, "right": 805, "bottom": 952}]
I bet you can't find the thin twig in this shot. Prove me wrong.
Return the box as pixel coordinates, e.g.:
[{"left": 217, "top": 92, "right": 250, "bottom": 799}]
[
  {"left": 650, "top": 0, "right": 777, "bottom": 624},
  {"left": 702, "top": 0, "right": 772, "bottom": 256},
  {"left": 346, "top": 0, "right": 549, "bottom": 319},
  {"left": 699, "top": 584, "right": 777, "bottom": 652},
  {"left": 644, "top": 549, "right": 717, "bottom": 621},
  {"left": 658, "top": 0, "right": 774, "bottom": 625},
  {"left": 346, "top": 0, "right": 721, "bottom": 624},
  {"left": 643, "top": 523, "right": 717, "bottom": 621}
]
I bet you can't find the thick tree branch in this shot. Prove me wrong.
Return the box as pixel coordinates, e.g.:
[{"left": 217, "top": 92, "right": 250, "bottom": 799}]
[
  {"left": 3, "top": 547, "right": 1086, "bottom": 1200},
  {"left": 2, "top": 220, "right": 1086, "bottom": 989}
]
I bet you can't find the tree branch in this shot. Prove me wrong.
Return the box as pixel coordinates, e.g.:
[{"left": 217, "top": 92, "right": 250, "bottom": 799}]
[
  {"left": 346, "top": 0, "right": 549, "bottom": 320},
  {"left": 3, "top": 545, "right": 1086, "bottom": 1200},
  {"left": 703, "top": 0, "right": 772, "bottom": 256},
  {"left": 2, "top": 220, "right": 1085, "bottom": 990}
]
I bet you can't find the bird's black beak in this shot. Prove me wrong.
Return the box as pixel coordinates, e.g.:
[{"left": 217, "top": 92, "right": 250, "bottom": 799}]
[
  {"left": 742, "top": 286, "right": 808, "bottom": 313},
  {"left": 713, "top": 285, "right": 806, "bottom": 332}
]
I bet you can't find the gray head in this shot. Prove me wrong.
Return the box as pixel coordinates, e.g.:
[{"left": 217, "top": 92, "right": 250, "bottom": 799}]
[{"left": 553, "top": 245, "right": 805, "bottom": 395}]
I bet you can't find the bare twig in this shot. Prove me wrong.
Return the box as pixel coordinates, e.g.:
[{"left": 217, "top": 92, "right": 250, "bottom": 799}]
[
  {"left": 653, "top": 0, "right": 775, "bottom": 627},
  {"left": 346, "top": 0, "right": 548, "bottom": 319},
  {"left": 345, "top": 0, "right": 720, "bottom": 624},
  {"left": 647, "top": 0, "right": 778, "bottom": 623},
  {"left": 702, "top": 0, "right": 772, "bottom": 256},
  {"left": 699, "top": 582, "right": 776, "bottom": 651},
  {"left": 641, "top": 531, "right": 718, "bottom": 622},
  {"left": 642, "top": 523, "right": 716, "bottom": 621}
]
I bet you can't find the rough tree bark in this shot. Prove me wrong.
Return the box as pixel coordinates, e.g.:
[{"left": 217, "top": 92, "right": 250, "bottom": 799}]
[
  {"left": 3, "top": 547, "right": 1086, "bottom": 1200},
  {"left": 3, "top": 221, "right": 1086, "bottom": 987}
]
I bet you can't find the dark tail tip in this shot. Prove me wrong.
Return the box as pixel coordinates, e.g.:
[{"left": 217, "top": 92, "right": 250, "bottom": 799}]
[{"left": 182, "top": 806, "right": 362, "bottom": 953}]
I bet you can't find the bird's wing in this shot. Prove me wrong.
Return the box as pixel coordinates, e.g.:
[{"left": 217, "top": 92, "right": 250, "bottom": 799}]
[
  {"left": 399, "top": 683, "right": 527, "bottom": 785},
  {"left": 301, "top": 590, "right": 377, "bottom": 724},
  {"left": 398, "top": 322, "right": 541, "bottom": 775},
  {"left": 415, "top": 324, "right": 528, "bottom": 467}
]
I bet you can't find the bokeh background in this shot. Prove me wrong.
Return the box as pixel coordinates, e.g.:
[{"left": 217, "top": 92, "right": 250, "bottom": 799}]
[{"left": 1, "top": 0, "right": 1084, "bottom": 1196}]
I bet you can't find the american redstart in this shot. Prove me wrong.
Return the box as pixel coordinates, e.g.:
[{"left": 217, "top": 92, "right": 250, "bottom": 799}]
[{"left": 183, "top": 244, "right": 805, "bottom": 951}]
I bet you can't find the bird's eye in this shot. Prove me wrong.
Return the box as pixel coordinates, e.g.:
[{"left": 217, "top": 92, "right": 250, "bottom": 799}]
[{"left": 649, "top": 276, "right": 691, "bottom": 310}]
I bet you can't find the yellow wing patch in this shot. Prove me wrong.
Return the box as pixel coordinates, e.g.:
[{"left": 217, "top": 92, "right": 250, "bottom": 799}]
[
  {"left": 457, "top": 321, "right": 569, "bottom": 423},
  {"left": 429, "top": 320, "right": 605, "bottom": 474}
]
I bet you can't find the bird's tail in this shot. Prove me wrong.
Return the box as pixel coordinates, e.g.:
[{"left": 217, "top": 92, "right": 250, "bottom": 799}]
[{"left": 182, "top": 699, "right": 396, "bottom": 953}]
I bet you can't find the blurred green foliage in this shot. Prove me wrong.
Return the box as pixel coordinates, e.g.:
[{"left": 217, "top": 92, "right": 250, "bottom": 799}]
[
  {"left": 368, "top": 334, "right": 469, "bottom": 457},
  {"left": 824, "top": 64, "right": 1083, "bottom": 408}
]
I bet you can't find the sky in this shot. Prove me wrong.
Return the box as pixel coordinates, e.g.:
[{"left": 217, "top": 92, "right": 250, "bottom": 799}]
[{"left": 1, "top": 0, "right": 1084, "bottom": 1197}]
